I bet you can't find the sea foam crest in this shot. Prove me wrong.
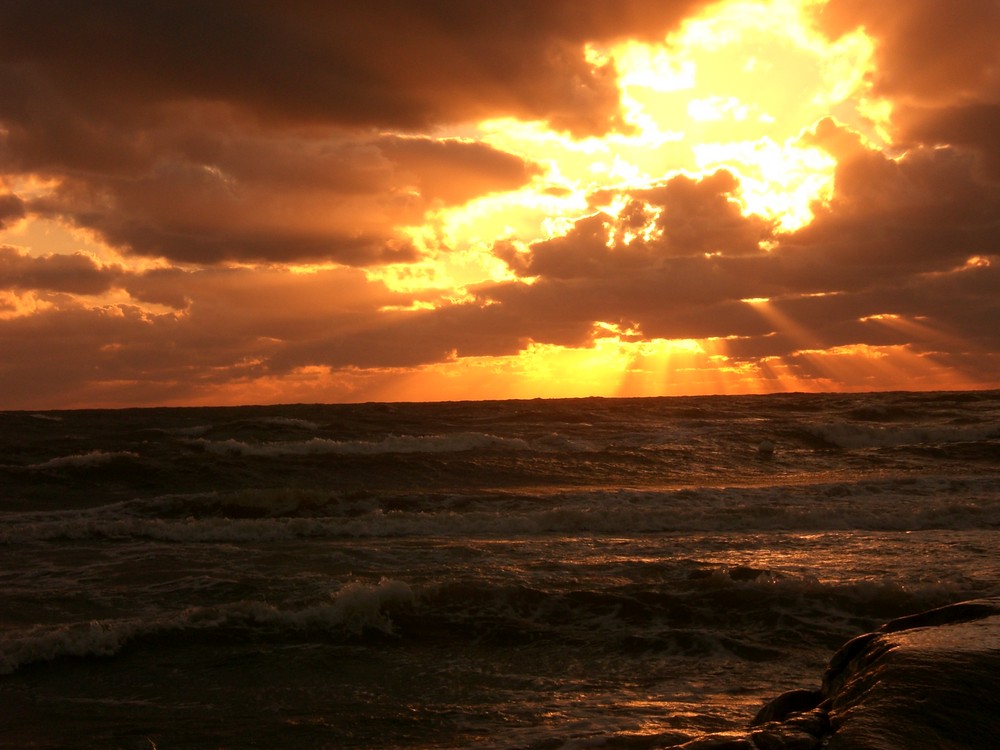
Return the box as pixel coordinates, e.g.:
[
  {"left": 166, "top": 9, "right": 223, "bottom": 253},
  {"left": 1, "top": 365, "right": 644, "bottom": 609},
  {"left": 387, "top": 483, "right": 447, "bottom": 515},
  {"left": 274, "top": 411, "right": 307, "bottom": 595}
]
[
  {"left": 4, "top": 475, "right": 999, "bottom": 543},
  {"left": 0, "top": 578, "right": 414, "bottom": 674},
  {"left": 195, "top": 431, "right": 533, "bottom": 457},
  {"left": 28, "top": 413, "right": 63, "bottom": 421},
  {"left": 254, "top": 416, "right": 322, "bottom": 430},
  {"left": 28, "top": 450, "right": 139, "bottom": 470}
]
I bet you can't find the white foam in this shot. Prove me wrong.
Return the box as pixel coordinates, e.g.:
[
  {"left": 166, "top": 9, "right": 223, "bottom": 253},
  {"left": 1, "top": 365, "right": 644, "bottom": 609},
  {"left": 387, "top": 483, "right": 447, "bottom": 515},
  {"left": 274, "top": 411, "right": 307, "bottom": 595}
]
[
  {"left": 0, "top": 618, "right": 145, "bottom": 674},
  {"left": 194, "top": 431, "right": 534, "bottom": 457},
  {"left": 29, "top": 450, "right": 139, "bottom": 470},
  {"left": 323, "top": 578, "right": 415, "bottom": 634},
  {"left": 255, "top": 417, "right": 322, "bottom": 430},
  {"left": 4, "top": 475, "right": 998, "bottom": 543},
  {"left": 0, "top": 578, "right": 414, "bottom": 674}
]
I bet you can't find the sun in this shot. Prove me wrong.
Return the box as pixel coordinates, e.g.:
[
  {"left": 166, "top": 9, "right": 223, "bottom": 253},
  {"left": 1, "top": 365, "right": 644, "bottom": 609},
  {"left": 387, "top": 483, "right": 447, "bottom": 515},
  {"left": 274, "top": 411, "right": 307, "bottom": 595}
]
[
  {"left": 372, "top": 0, "right": 884, "bottom": 301},
  {"left": 356, "top": 0, "right": 951, "bottom": 401},
  {"left": 421, "top": 0, "right": 884, "bottom": 260}
]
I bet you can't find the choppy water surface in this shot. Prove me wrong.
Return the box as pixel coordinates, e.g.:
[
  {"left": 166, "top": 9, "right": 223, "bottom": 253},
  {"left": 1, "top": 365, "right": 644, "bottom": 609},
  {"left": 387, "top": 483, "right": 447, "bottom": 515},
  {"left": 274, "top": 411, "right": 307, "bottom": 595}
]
[{"left": 2, "top": 390, "right": 999, "bottom": 748}]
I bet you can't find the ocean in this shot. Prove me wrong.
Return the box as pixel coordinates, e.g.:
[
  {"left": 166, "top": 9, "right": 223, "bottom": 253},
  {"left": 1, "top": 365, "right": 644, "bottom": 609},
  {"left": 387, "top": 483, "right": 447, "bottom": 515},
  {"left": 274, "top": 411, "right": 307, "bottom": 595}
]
[{"left": 2, "top": 390, "right": 999, "bottom": 749}]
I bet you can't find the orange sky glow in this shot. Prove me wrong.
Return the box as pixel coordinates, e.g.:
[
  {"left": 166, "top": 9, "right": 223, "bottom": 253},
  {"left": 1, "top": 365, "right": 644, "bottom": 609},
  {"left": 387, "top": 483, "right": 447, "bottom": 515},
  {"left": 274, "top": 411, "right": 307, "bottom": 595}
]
[{"left": 1, "top": 0, "right": 998, "bottom": 408}]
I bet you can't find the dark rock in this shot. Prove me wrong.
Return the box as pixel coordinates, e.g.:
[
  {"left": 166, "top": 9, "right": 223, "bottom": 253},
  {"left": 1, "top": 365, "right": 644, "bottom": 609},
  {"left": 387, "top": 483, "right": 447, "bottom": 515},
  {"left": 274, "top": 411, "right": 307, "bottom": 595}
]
[
  {"left": 878, "top": 600, "right": 1000, "bottom": 634},
  {"left": 822, "top": 633, "right": 877, "bottom": 683},
  {"left": 674, "top": 731, "right": 756, "bottom": 749},
  {"left": 823, "top": 599, "right": 1000, "bottom": 749},
  {"left": 667, "top": 599, "right": 1000, "bottom": 750},
  {"left": 821, "top": 632, "right": 890, "bottom": 701},
  {"left": 779, "top": 708, "right": 828, "bottom": 738},
  {"left": 749, "top": 726, "right": 821, "bottom": 750},
  {"left": 751, "top": 688, "right": 822, "bottom": 725}
]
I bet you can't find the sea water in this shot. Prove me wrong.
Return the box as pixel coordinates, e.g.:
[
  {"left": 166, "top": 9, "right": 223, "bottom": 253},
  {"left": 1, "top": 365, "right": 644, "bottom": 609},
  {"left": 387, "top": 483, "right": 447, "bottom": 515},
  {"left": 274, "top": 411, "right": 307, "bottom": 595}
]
[{"left": 1, "top": 390, "right": 998, "bottom": 749}]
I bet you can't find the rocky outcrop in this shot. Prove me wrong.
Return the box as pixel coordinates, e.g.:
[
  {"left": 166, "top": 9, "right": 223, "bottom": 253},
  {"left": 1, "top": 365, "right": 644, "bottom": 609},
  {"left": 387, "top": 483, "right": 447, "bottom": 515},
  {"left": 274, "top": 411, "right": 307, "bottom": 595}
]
[{"left": 669, "top": 599, "right": 1000, "bottom": 749}]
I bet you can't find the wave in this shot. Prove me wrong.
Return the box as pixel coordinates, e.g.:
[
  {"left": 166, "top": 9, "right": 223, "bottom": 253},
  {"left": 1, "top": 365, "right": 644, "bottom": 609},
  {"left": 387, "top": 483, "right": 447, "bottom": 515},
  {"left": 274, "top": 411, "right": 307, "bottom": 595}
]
[
  {"left": 28, "top": 413, "right": 63, "bottom": 422},
  {"left": 254, "top": 416, "right": 322, "bottom": 430},
  {"left": 803, "top": 422, "right": 999, "bottom": 450},
  {"left": 1, "top": 570, "right": 969, "bottom": 676},
  {"left": 4, "top": 475, "right": 998, "bottom": 543},
  {"left": 0, "top": 578, "right": 414, "bottom": 675},
  {"left": 192, "top": 431, "right": 539, "bottom": 457},
  {"left": 27, "top": 450, "right": 140, "bottom": 471}
]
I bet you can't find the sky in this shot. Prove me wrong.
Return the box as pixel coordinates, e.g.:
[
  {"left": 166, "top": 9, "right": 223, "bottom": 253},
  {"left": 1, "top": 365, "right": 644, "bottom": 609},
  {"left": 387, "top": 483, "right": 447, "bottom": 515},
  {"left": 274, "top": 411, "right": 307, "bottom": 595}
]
[{"left": 1, "top": 0, "right": 999, "bottom": 409}]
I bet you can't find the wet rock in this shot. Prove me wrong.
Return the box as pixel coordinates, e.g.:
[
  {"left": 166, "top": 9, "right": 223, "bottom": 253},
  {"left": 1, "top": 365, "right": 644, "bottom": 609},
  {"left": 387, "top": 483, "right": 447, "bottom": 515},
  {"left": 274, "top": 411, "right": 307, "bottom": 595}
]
[
  {"left": 751, "top": 688, "right": 822, "bottom": 725},
  {"left": 822, "top": 599, "right": 1000, "bottom": 749},
  {"left": 749, "top": 725, "right": 821, "bottom": 750},
  {"left": 675, "top": 731, "right": 756, "bottom": 749},
  {"left": 878, "top": 599, "right": 1000, "bottom": 634},
  {"left": 779, "top": 708, "right": 828, "bottom": 739},
  {"left": 664, "top": 598, "right": 1000, "bottom": 750}
]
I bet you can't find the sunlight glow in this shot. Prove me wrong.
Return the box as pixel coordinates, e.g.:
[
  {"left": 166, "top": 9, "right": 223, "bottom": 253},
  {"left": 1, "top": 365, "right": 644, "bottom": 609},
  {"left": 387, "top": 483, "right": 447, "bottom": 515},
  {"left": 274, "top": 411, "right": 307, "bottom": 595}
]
[
  {"left": 5, "top": 0, "right": 971, "bottom": 407},
  {"left": 372, "top": 0, "right": 948, "bottom": 399},
  {"left": 693, "top": 137, "right": 837, "bottom": 230},
  {"left": 429, "top": 0, "right": 882, "bottom": 265}
]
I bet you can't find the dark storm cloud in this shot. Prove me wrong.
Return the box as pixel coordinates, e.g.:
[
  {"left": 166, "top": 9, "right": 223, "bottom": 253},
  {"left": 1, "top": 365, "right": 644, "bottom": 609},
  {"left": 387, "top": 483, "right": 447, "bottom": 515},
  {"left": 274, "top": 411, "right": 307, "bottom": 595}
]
[
  {"left": 0, "top": 265, "right": 419, "bottom": 406},
  {"left": 816, "top": 0, "right": 1000, "bottom": 178},
  {"left": 2, "top": 1, "right": 697, "bottom": 266},
  {"left": 0, "top": 0, "right": 713, "bottom": 137},
  {"left": 0, "top": 246, "right": 121, "bottom": 294},
  {"left": 0, "top": 194, "right": 25, "bottom": 228},
  {"left": 897, "top": 103, "right": 1000, "bottom": 179},
  {"left": 16, "top": 132, "right": 541, "bottom": 265},
  {"left": 815, "top": 0, "right": 1000, "bottom": 103},
  {"left": 775, "top": 119, "right": 1000, "bottom": 291},
  {"left": 503, "top": 170, "right": 772, "bottom": 280}
]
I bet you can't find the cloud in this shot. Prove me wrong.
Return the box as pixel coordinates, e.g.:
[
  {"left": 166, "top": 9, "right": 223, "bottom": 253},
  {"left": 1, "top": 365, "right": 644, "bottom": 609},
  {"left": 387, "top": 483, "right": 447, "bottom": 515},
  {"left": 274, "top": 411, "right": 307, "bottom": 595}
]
[
  {"left": 499, "top": 170, "right": 772, "bottom": 280},
  {"left": 815, "top": 1, "right": 1000, "bottom": 178},
  {"left": 815, "top": 0, "right": 1000, "bottom": 104},
  {"left": 896, "top": 103, "right": 1000, "bottom": 179},
  {"left": 1, "top": 0, "right": 999, "bottom": 406},
  {"left": 479, "top": 128, "right": 1000, "bottom": 368},
  {"left": 0, "top": 1, "right": 714, "bottom": 266},
  {"left": 0, "top": 1, "right": 714, "bottom": 137},
  {"left": 3, "top": 1, "right": 634, "bottom": 265},
  {"left": 0, "top": 194, "right": 25, "bottom": 228},
  {"left": 785, "top": 119, "right": 1000, "bottom": 284},
  {"left": 0, "top": 264, "right": 421, "bottom": 406},
  {"left": 14, "top": 128, "right": 544, "bottom": 265},
  {"left": 0, "top": 246, "right": 121, "bottom": 294},
  {"left": 377, "top": 136, "right": 543, "bottom": 206},
  {"left": 260, "top": 132, "right": 1000, "bottom": 375}
]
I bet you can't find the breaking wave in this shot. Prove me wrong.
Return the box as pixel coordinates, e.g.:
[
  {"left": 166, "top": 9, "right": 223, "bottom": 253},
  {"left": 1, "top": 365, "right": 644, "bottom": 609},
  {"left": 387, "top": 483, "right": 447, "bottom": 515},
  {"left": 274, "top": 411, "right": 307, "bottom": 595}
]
[
  {"left": 194, "top": 431, "right": 538, "bottom": 457},
  {"left": 0, "top": 578, "right": 414, "bottom": 674},
  {"left": 5, "top": 475, "right": 998, "bottom": 543},
  {"left": 28, "top": 450, "right": 140, "bottom": 471},
  {"left": 0, "top": 571, "right": 966, "bottom": 676}
]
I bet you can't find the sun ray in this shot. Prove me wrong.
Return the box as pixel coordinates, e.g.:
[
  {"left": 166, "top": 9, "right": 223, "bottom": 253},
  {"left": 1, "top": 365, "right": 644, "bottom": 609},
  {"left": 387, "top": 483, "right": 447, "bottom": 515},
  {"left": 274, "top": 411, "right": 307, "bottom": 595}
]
[
  {"left": 381, "top": 0, "right": 908, "bottom": 397},
  {"left": 420, "top": 0, "right": 885, "bottom": 298}
]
